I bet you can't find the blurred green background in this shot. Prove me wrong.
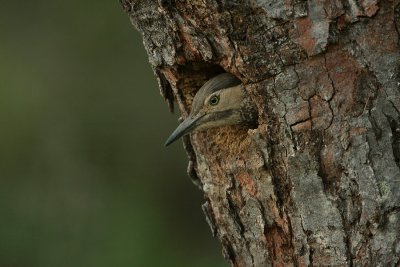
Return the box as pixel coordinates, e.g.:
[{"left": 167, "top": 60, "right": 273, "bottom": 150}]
[{"left": 0, "top": 1, "right": 227, "bottom": 266}]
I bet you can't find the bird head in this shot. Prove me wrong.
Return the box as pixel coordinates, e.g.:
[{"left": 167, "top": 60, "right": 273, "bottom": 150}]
[{"left": 165, "top": 73, "right": 257, "bottom": 146}]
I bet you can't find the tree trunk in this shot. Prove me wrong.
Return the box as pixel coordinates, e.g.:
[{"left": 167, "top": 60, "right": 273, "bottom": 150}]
[{"left": 121, "top": 0, "right": 400, "bottom": 266}]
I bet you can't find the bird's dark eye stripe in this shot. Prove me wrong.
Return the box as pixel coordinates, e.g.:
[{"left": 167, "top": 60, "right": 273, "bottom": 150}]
[{"left": 209, "top": 95, "right": 220, "bottom": 105}]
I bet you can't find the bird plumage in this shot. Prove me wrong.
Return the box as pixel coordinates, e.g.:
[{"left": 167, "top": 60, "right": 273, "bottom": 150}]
[
  {"left": 165, "top": 73, "right": 257, "bottom": 146},
  {"left": 190, "top": 73, "right": 241, "bottom": 115}
]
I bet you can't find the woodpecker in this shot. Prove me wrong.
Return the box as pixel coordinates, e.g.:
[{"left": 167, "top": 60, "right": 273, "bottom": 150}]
[{"left": 165, "top": 73, "right": 258, "bottom": 146}]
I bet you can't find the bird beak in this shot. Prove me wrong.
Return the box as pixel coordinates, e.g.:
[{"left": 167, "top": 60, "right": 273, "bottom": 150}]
[{"left": 165, "top": 114, "right": 203, "bottom": 146}]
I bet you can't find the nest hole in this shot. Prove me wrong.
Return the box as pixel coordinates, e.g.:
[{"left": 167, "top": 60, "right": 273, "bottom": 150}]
[{"left": 174, "top": 62, "right": 226, "bottom": 113}]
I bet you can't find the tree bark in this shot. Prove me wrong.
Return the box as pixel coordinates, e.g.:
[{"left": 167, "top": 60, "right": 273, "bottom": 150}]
[{"left": 121, "top": 0, "right": 400, "bottom": 266}]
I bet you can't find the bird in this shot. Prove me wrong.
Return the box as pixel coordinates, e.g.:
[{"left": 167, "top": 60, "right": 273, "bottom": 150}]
[{"left": 165, "top": 73, "right": 258, "bottom": 146}]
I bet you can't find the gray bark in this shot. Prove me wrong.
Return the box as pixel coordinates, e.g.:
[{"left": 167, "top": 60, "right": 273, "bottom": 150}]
[{"left": 121, "top": 0, "right": 400, "bottom": 266}]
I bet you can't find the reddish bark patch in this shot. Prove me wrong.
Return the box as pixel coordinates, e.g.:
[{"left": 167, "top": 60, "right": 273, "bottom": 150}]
[
  {"left": 236, "top": 171, "right": 257, "bottom": 197},
  {"left": 325, "top": 47, "right": 364, "bottom": 116},
  {"left": 264, "top": 226, "right": 288, "bottom": 267},
  {"left": 359, "top": 0, "right": 380, "bottom": 17},
  {"left": 292, "top": 17, "right": 317, "bottom": 56},
  {"left": 264, "top": 197, "right": 293, "bottom": 266},
  {"left": 357, "top": 3, "right": 397, "bottom": 53},
  {"left": 161, "top": 67, "right": 178, "bottom": 88},
  {"left": 320, "top": 142, "right": 343, "bottom": 193},
  {"left": 291, "top": 0, "right": 343, "bottom": 56},
  {"left": 296, "top": 55, "right": 334, "bottom": 101}
]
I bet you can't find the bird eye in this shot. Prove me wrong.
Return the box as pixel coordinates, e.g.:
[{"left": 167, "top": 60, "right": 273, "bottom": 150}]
[{"left": 209, "top": 95, "right": 220, "bottom": 106}]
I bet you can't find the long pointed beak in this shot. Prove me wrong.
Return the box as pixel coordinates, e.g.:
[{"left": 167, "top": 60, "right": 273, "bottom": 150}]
[{"left": 165, "top": 114, "right": 202, "bottom": 146}]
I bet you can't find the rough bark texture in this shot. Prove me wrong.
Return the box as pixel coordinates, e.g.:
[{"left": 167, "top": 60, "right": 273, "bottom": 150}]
[{"left": 121, "top": 0, "right": 400, "bottom": 266}]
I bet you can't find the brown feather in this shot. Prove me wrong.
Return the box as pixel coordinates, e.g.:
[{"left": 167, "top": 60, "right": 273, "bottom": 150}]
[{"left": 191, "top": 73, "right": 241, "bottom": 115}]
